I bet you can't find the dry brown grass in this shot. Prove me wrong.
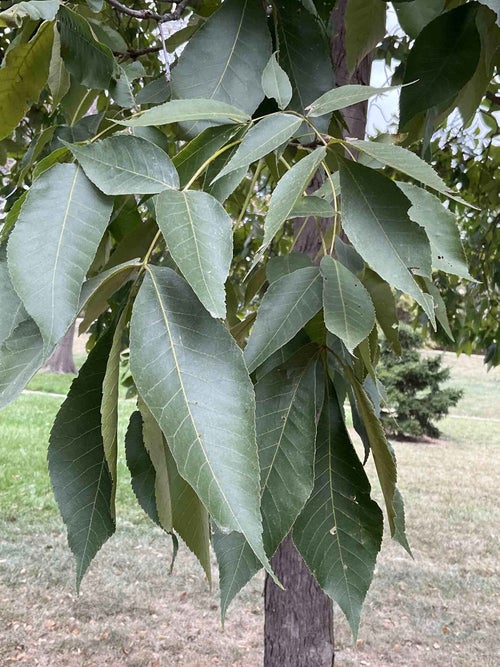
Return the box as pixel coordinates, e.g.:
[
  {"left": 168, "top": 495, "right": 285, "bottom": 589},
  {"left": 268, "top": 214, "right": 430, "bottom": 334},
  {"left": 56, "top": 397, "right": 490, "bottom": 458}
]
[{"left": 1, "top": 352, "right": 498, "bottom": 666}]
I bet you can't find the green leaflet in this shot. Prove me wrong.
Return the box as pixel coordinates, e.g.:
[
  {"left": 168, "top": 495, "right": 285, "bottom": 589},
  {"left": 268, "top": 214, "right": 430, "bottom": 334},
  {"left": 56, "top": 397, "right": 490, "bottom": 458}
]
[
  {"left": 261, "top": 146, "right": 326, "bottom": 251},
  {"left": 0, "top": 22, "right": 53, "bottom": 141},
  {"left": 266, "top": 254, "right": 313, "bottom": 285},
  {"left": 129, "top": 267, "right": 275, "bottom": 580},
  {"left": 213, "top": 114, "right": 302, "bottom": 181},
  {"left": 339, "top": 159, "right": 435, "bottom": 324},
  {"left": 48, "top": 329, "right": 116, "bottom": 590},
  {"left": 261, "top": 53, "right": 293, "bottom": 110},
  {"left": 397, "top": 182, "right": 474, "bottom": 280},
  {"left": 320, "top": 256, "right": 376, "bottom": 353},
  {"left": 348, "top": 371, "right": 397, "bottom": 537},
  {"left": 276, "top": 1, "right": 335, "bottom": 132},
  {"left": 307, "top": 85, "right": 396, "bottom": 117},
  {"left": 78, "top": 262, "right": 139, "bottom": 333},
  {"left": 101, "top": 310, "right": 128, "bottom": 517},
  {"left": 399, "top": 3, "right": 481, "bottom": 130},
  {"left": 293, "top": 386, "right": 383, "bottom": 638},
  {"left": 125, "top": 410, "right": 161, "bottom": 526},
  {"left": 7, "top": 163, "right": 113, "bottom": 352},
  {"left": 394, "top": 0, "right": 446, "bottom": 38},
  {"left": 171, "top": 0, "right": 271, "bottom": 122},
  {"left": 164, "top": 443, "right": 211, "bottom": 583},
  {"left": 215, "top": 355, "right": 321, "bottom": 617},
  {"left": 0, "top": 318, "right": 45, "bottom": 411},
  {"left": 66, "top": 135, "right": 179, "bottom": 196},
  {"left": 138, "top": 398, "right": 173, "bottom": 532},
  {"left": 346, "top": 139, "right": 452, "bottom": 198},
  {"left": 0, "top": 0, "right": 59, "bottom": 26},
  {"left": 58, "top": 5, "right": 115, "bottom": 90},
  {"left": 361, "top": 268, "right": 401, "bottom": 355},
  {"left": 344, "top": 0, "right": 386, "bottom": 74},
  {"left": 155, "top": 189, "right": 233, "bottom": 318},
  {"left": 119, "top": 99, "right": 250, "bottom": 128},
  {"left": 0, "top": 248, "right": 26, "bottom": 348},
  {"left": 173, "top": 125, "right": 238, "bottom": 188},
  {"left": 288, "top": 195, "right": 334, "bottom": 219},
  {"left": 244, "top": 267, "right": 323, "bottom": 373},
  {"left": 48, "top": 23, "right": 70, "bottom": 106}
]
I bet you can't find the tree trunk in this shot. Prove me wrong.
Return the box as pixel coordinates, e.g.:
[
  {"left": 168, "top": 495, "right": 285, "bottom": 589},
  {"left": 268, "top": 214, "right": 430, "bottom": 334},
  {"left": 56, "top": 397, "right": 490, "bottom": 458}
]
[
  {"left": 263, "top": 2, "right": 372, "bottom": 665},
  {"left": 43, "top": 322, "right": 77, "bottom": 374},
  {"left": 264, "top": 536, "right": 334, "bottom": 666}
]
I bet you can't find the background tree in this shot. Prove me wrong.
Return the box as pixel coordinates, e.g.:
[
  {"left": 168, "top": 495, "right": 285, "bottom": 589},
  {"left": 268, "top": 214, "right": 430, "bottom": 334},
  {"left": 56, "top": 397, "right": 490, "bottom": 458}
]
[{"left": 0, "top": 1, "right": 499, "bottom": 666}]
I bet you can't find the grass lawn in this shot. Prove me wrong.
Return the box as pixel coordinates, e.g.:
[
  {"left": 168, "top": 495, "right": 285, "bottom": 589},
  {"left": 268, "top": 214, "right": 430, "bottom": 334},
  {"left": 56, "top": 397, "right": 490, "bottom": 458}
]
[{"left": 0, "top": 353, "right": 498, "bottom": 666}]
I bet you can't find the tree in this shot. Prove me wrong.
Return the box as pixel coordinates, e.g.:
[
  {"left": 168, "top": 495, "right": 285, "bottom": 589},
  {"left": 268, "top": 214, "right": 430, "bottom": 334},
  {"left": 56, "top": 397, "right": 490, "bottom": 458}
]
[{"left": 0, "top": 1, "right": 498, "bottom": 665}]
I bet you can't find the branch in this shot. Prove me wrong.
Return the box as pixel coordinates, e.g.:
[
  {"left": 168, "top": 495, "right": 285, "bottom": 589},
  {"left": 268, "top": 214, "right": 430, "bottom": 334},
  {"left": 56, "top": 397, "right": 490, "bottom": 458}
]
[
  {"left": 113, "top": 45, "right": 163, "bottom": 58},
  {"left": 105, "top": 0, "right": 191, "bottom": 23},
  {"left": 106, "top": 0, "right": 162, "bottom": 21}
]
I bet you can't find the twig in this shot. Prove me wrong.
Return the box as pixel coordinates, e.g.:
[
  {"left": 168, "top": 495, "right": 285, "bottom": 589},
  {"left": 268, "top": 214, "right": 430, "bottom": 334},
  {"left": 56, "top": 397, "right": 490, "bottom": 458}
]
[{"left": 105, "top": 0, "right": 190, "bottom": 23}]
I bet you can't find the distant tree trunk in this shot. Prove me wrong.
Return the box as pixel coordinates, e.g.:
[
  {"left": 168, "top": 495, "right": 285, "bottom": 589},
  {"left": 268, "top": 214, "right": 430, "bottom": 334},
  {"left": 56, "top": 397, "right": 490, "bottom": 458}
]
[
  {"left": 263, "top": 2, "right": 372, "bottom": 665},
  {"left": 44, "top": 322, "right": 77, "bottom": 374}
]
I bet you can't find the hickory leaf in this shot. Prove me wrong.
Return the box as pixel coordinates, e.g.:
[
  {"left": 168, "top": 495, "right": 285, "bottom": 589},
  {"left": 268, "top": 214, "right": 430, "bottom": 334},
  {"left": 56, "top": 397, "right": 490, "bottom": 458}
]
[
  {"left": 66, "top": 135, "right": 179, "bottom": 195},
  {"left": 244, "top": 267, "right": 323, "bottom": 373},
  {"left": 48, "top": 329, "right": 116, "bottom": 589},
  {"left": 129, "top": 267, "right": 275, "bottom": 580},
  {"left": 155, "top": 189, "right": 232, "bottom": 318},
  {"left": 8, "top": 164, "right": 113, "bottom": 353}
]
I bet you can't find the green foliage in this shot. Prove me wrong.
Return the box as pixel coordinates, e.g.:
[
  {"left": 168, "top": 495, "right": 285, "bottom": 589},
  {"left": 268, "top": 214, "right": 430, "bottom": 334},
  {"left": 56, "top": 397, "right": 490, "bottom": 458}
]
[
  {"left": 379, "top": 327, "right": 463, "bottom": 439},
  {"left": 0, "top": 0, "right": 497, "bottom": 640}
]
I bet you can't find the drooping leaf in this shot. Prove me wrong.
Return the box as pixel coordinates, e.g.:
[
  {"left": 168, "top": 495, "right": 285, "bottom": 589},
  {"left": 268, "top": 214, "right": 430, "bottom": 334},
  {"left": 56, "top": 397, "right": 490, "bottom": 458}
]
[
  {"left": 101, "top": 310, "right": 128, "bottom": 516},
  {"left": 78, "top": 261, "right": 141, "bottom": 314},
  {"left": 258, "top": 357, "right": 321, "bottom": 553},
  {"left": 120, "top": 99, "right": 250, "bottom": 128},
  {"left": 394, "top": 0, "right": 446, "bottom": 38},
  {"left": 392, "top": 487, "right": 413, "bottom": 556},
  {"left": 0, "top": 248, "right": 26, "bottom": 348},
  {"left": 135, "top": 76, "right": 170, "bottom": 105},
  {"left": 399, "top": 3, "right": 481, "bottom": 130},
  {"left": 261, "top": 52, "right": 293, "bottom": 109},
  {"left": 320, "top": 256, "right": 375, "bottom": 353},
  {"left": 57, "top": 5, "right": 115, "bottom": 90},
  {"left": 66, "top": 135, "right": 179, "bottom": 195},
  {"left": 0, "top": 0, "right": 59, "bottom": 27},
  {"left": 155, "top": 189, "right": 232, "bottom": 318},
  {"left": 7, "top": 164, "right": 113, "bottom": 352},
  {"left": 173, "top": 125, "right": 239, "bottom": 188},
  {"left": 138, "top": 398, "right": 173, "bottom": 532},
  {"left": 125, "top": 410, "right": 160, "bottom": 526},
  {"left": 266, "top": 254, "right": 313, "bottom": 284},
  {"left": 288, "top": 195, "right": 334, "bottom": 219},
  {"left": 110, "top": 62, "right": 144, "bottom": 108},
  {"left": 213, "top": 114, "right": 302, "bottom": 181},
  {"left": 129, "top": 267, "right": 274, "bottom": 578},
  {"left": 48, "top": 22, "right": 70, "bottom": 106},
  {"left": 216, "top": 355, "right": 321, "bottom": 616},
  {"left": 78, "top": 262, "right": 139, "bottom": 333},
  {"left": 422, "top": 278, "right": 454, "bottom": 341},
  {"left": 244, "top": 267, "right": 323, "bottom": 373},
  {"left": 48, "top": 329, "right": 115, "bottom": 589},
  {"left": 346, "top": 139, "right": 452, "bottom": 198},
  {"left": 171, "top": 0, "right": 271, "bottom": 122},
  {"left": 164, "top": 443, "right": 211, "bottom": 582},
  {"left": 293, "top": 386, "right": 383, "bottom": 638},
  {"left": 262, "top": 147, "right": 326, "bottom": 250},
  {"left": 344, "top": 0, "right": 386, "bottom": 74},
  {"left": 308, "top": 84, "right": 397, "bottom": 118},
  {"left": 339, "top": 159, "right": 435, "bottom": 323},
  {"left": 275, "top": 1, "right": 335, "bottom": 131},
  {"left": 397, "top": 182, "right": 474, "bottom": 280},
  {"left": 0, "top": 319, "right": 44, "bottom": 411},
  {"left": 347, "top": 371, "right": 397, "bottom": 536},
  {"left": 0, "top": 22, "right": 53, "bottom": 141},
  {"left": 361, "top": 268, "right": 401, "bottom": 355}
]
